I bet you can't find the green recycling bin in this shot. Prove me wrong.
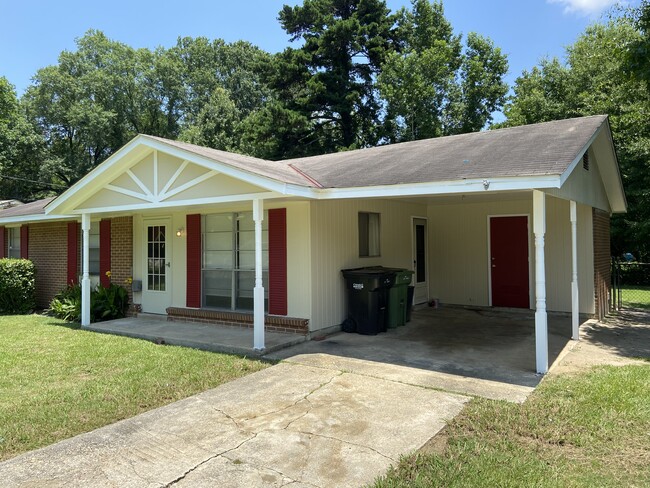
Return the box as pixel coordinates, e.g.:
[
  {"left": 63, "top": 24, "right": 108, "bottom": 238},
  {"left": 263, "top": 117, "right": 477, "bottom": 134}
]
[
  {"left": 387, "top": 269, "right": 414, "bottom": 327},
  {"left": 365, "top": 267, "right": 413, "bottom": 328}
]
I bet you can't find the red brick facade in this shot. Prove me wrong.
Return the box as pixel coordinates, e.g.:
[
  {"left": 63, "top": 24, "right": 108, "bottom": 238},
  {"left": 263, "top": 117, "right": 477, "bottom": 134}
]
[
  {"left": 25, "top": 217, "right": 133, "bottom": 309},
  {"left": 28, "top": 222, "right": 69, "bottom": 308},
  {"left": 593, "top": 209, "right": 611, "bottom": 319},
  {"left": 110, "top": 216, "right": 134, "bottom": 304}
]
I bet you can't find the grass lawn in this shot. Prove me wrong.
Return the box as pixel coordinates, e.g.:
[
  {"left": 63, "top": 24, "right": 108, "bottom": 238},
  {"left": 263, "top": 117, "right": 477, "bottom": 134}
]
[
  {"left": 374, "top": 364, "right": 650, "bottom": 487},
  {"left": 620, "top": 286, "right": 650, "bottom": 309},
  {"left": 0, "top": 315, "right": 269, "bottom": 462}
]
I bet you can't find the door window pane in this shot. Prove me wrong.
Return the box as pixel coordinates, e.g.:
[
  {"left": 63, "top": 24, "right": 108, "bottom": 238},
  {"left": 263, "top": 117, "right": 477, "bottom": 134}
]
[{"left": 147, "top": 225, "right": 166, "bottom": 291}]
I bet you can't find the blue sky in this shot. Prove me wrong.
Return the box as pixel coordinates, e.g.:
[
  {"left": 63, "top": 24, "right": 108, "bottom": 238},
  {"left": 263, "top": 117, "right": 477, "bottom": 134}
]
[{"left": 0, "top": 0, "right": 634, "bottom": 97}]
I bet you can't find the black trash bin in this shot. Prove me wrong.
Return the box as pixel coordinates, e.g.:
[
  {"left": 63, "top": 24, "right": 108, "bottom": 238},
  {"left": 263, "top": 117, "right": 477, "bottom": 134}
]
[{"left": 341, "top": 268, "right": 395, "bottom": 335}]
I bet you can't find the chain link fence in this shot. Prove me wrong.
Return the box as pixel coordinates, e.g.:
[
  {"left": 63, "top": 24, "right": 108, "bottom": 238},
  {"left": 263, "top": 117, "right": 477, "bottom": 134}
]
[{"left": 611, "top": 260, "right": 650, "bottom": 311}]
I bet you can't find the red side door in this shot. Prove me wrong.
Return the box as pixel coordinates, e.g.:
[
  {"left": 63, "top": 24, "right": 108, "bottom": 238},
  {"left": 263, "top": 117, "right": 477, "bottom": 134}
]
[{"left": 490, "top": 216, "right": 530, "bottom": 308}]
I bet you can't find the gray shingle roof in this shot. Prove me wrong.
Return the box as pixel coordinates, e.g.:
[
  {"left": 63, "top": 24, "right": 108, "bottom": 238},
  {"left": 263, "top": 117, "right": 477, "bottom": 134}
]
[
  {"left": 286, "top": 115, "right": 608, "bottom": 188},
  {"left": 143, "top": 135, "right": 312, "bottom": 187},
  {"left": 0, "top": 197, "right": 55, "bottom": 217}
]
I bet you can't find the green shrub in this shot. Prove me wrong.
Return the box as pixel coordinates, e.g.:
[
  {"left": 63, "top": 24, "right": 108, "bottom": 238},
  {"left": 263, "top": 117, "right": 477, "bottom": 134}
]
[
  {"left": 48, "top": 282, "right": 129, "bottom": 323},
  {"left": 0, "top": 259, "right": 36, "bottom": 314},
  {"left": 48, "top": 284, "right": 82, "bottom": 322}
]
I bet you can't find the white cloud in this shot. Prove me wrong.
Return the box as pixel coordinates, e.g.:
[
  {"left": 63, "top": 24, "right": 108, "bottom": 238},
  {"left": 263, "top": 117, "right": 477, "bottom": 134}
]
[{"left": 547, "top": 0, "right": 619, "bottom": 15}]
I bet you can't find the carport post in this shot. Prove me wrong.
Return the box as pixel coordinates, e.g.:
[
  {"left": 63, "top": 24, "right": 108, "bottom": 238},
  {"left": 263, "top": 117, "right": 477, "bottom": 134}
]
[
  {"left": 253, "top": 198, "right": 265, "bottom": 351},
  {"left": 533, "top": 191, "right": 548, "bottom": 374},
  {"left": 81, "top": 213, "right": 91, "bottom": 327},
  {"left": 570, "top": 201, "right": 580, "bottom": 340}
]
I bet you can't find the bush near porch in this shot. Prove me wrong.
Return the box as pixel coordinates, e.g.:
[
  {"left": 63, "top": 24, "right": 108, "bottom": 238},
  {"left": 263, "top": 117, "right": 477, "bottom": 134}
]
[
  {"left": 48, "top": 282, "right": 129, "bottom": 323},
  {"left": 374, "top": 364, "right": 650, "bottom": 487},
  {"left": 0, "top": 315, "right": 269, "bottom": 462},
  {"left": 0, "top": 259, "right": 35, "bottom": 314}
]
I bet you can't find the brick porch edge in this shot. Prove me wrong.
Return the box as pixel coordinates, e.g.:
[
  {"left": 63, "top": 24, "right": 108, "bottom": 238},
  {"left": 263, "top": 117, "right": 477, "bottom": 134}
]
[{"left": 166, "top": 307, "right": 309, "bottom": 335}]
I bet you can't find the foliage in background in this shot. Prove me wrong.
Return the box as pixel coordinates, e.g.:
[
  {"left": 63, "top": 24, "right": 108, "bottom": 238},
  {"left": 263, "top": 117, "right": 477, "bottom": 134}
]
[
  {"left": 0, "top": 259, "right": 36, "bottom": 314},
  {"left": 378, "top": 0, "right": 508, "bottom": 142},
  {"left": 48, "top": 282, "right": 129, "bottom": 323},
  {"left": 499, "top": 15, "right": 650, "bottom": 260},
  {"left": 0, "top": 0, "right": 511, "bottom": 186}
]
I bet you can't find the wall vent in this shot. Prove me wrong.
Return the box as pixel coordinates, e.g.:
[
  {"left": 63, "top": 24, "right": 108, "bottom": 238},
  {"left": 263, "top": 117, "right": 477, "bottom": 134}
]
[{"left": 583, "top": 152, "right": 590, "bottom": 171}]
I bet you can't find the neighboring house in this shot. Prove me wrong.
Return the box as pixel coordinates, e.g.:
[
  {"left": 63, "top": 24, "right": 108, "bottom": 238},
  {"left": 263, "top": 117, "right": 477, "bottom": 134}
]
[{"left": 0, "top": 115, "right": 626, "bottom": 374}]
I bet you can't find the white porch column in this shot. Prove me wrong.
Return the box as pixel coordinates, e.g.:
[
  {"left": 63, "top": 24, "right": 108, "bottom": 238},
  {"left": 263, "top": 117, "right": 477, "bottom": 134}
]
[
  {"left": 253, "top": 198, "right": 265, "bottom": 351},
  {"left": 570, "top": 200, "right": 580, "bottom": 340},
  {"left": 533, "top": 190, "right": 548, "bottom": 374},
  {"left": 81, "top": 213, "right": 91, "bottom": 327}
]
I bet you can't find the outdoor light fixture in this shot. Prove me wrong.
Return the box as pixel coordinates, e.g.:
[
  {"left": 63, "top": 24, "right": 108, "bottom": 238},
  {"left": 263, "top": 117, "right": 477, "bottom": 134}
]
[
  {"left": 176, "top": 227, "right": 185, "bottom": 237},
  {"left": 483, "top": 179, "right": 490, "bottom": 190}
]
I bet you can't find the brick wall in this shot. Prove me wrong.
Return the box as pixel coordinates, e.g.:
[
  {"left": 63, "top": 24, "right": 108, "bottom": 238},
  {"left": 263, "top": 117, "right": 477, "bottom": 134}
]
[
  {"left": 29, "top": 222, "right": 69, "bottom": 308},
  {"left": 110, "top": 216, "right": 133, "bottom": 303},
  {"left": 593, "top": 209, "right": 611, "bottom": 319}
]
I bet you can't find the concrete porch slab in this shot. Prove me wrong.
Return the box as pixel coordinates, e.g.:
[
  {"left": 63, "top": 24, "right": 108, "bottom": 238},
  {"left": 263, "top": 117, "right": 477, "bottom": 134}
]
[{"left": 83, "top": 314, "right": 305, "bottom": 356}]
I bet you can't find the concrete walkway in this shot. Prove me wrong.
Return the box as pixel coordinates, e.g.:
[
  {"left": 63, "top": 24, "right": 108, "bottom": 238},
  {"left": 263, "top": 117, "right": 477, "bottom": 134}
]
[{"left": 0, "top": 359, "right": 469, "bottom": 487}]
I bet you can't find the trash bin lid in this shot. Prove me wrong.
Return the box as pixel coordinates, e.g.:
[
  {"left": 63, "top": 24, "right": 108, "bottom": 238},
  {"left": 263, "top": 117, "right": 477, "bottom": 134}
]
[{"left": 341, "top": 268, "right": 395, "bottom": 290}]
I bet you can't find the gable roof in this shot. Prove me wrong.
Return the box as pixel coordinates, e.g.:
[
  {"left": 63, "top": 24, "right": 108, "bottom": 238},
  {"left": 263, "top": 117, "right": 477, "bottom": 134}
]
[
  {"left": 144, "top": 136, "right": 312, "bottom": 187},
  {"left": 0, "top": 197, "right": 55, "bottom": 219},
  {"left": 287, "top": 115, "right": 609, "bottom": 188},
  {"left": 0, "top": 114, "right": 625, "bottom": 221}
]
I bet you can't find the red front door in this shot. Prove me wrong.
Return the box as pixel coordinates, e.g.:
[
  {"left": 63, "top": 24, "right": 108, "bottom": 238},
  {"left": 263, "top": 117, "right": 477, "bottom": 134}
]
[{"left": 490, "top": 216, "right": 530, "bottom": 308}]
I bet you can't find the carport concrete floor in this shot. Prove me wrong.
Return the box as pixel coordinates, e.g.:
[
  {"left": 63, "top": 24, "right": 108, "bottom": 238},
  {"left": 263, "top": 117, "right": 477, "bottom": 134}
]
[{"left": 268, "top": 306, "right": 574, "bottom": 402}]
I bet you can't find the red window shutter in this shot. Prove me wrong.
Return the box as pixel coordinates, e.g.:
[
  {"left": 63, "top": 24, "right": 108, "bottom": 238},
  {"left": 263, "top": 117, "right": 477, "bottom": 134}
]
[
  {"left": 186, "top": 214, "right": 202, "bottom": 308},
  {"left": 268, "top": 208, "right": 287, "bottom": 316},
  {"left": 20, "top": 225, "right": 28, "bottom": 259},
  {"left": 67, "top": 222, "right": 79, "bottom": 285},
  {"left": 100, "top": 219, "right": 111, "bottom": 287},
  {"left": 0, "top": 226, "right": 5, "bottom": 259}
]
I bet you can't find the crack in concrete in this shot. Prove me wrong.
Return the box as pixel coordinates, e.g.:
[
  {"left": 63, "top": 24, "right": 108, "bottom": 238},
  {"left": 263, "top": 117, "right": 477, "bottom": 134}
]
[
  {"left": 211, "top": 406, "right": 244, "bottom": 430},
  {"left": 219, "top": 451, "right": 321, "bottom": 488},
  {"left": 281, "top": 371, "right": 343, "bottom": 431},
  {"left": 163, "top": 433, "right": 258, "bottom": 487},
  {"left": 296, "top": 429, "right": 395, "bottom": 463}
]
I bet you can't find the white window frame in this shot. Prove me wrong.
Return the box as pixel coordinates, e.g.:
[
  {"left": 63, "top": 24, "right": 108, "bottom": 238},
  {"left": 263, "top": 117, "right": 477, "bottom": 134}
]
[
  {"left": 359, "top": 212, "right": 381, "bottom": 257},
  {"left": 202, "top": 211, "right": 269, "bottom": 311}
]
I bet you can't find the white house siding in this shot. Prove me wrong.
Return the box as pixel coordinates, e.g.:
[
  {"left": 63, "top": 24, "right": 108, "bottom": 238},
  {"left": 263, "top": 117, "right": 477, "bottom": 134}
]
[
  {"left": 131, "top": 201, "right": 312, "bottom": 320},
  {"left": 427, "top": 195, "right": 595, "bottom": 314},
  {"left": 308, "top": 198, "right": 428, "bottom": 331},
  {"left": 546, "top": 146, "right": 611, "bottom": 213}
]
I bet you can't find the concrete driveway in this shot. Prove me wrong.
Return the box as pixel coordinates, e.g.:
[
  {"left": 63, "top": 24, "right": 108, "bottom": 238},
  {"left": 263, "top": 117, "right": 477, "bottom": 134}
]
[
  {"left": 0, "top": 360, "right": 468, "bottom": 487},
  {"left": 269, "top": 306, "right": 574, "bottom": 402}
]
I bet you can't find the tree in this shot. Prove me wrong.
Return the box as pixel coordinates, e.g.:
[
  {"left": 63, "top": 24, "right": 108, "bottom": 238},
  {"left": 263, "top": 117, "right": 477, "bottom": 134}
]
[
  {"left": 0, "top": 77, "right": 50, "bottom": 200},
  {"left": 268, "top": 0, "right": 399, "bottom": 154},
  {"left": 378, "top": 0, "right": 508, "bottom": 142},
  {"left": 502, "top": 19, "right": 650, "bottom": 259}
]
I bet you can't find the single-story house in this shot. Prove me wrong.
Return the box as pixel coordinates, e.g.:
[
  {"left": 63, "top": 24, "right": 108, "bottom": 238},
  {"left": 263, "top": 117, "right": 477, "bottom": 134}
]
[{"left": 0, "top": 115, "right": 625, "bottom": 374}]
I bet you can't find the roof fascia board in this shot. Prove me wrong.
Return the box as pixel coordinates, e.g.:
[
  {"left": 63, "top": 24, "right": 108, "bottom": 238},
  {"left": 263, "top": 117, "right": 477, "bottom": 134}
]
[
  {"left": 66, "top": 191, "right": 285, "bottom": 215},
  {"left": 558, "top": 121, "right": 604, "bottom": 187},
  {"left": 45, "top": 135, "right": 150, "bottom": 215},
  {"left": 0, "top": 214, "right": 78, "bottom": 225},
  {"left": 600, "top": 121, "right": 627, "bottom": 212},
  {"left": 312, "top": 175, "right": 561, "bottom": 200}
]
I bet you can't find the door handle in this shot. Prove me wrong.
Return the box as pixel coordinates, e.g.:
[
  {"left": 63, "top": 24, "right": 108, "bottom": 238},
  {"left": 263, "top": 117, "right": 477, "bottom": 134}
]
[{"left": 166, "top": 262, "right": 171, "bottom": 268}]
